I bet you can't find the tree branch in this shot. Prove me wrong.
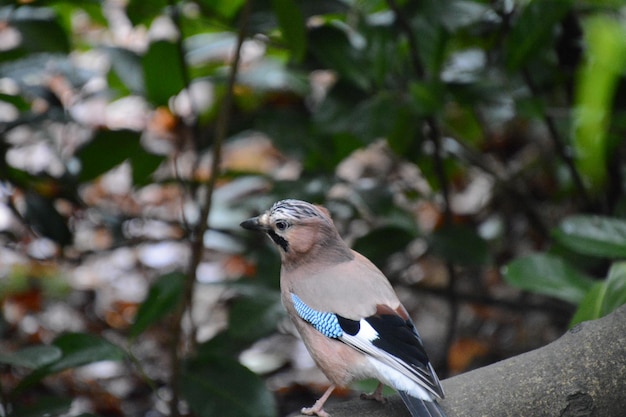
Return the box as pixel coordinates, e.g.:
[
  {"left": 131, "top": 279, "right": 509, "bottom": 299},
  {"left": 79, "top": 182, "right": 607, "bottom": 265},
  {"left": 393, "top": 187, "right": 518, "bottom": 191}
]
[
  {"left": 299, "top": 304, "right": 626, "bottom": 417},
  {"left": 167, "top": 1, "right": 254, "bottom": 416}
]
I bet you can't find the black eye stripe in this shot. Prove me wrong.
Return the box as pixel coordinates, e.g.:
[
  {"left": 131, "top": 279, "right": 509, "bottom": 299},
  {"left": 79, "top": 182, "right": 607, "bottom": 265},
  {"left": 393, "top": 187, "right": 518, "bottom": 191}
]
[{"left": 267, "top": 230, "right": 289, "bottom": 252}]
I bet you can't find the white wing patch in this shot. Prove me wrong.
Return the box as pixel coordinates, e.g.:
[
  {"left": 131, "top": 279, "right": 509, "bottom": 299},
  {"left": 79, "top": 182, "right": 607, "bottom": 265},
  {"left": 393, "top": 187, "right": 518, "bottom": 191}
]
[{"left": 354, "top": 319, "right": 379, "bottom": 342}]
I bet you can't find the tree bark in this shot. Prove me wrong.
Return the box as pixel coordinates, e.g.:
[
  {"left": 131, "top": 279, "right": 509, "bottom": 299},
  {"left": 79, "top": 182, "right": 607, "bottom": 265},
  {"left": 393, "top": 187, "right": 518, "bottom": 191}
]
[{"left": 298, "top": 304, "right": 626, "bottom": 417}]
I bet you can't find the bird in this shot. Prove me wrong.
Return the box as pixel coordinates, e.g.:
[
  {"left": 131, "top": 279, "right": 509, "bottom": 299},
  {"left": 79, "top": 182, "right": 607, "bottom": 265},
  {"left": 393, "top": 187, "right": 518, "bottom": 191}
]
[{"left": 240, "top": 199, "right": 446, "bottom": 417}]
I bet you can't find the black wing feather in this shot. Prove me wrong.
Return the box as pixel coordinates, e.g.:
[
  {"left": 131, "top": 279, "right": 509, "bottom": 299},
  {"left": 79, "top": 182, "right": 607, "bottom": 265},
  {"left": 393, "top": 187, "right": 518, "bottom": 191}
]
[
  {"left": 365, "top": 314, "right": 444, "bottom": 398},
  {"left": 366, "top": 314, "right": 430, "bottom": 367}
]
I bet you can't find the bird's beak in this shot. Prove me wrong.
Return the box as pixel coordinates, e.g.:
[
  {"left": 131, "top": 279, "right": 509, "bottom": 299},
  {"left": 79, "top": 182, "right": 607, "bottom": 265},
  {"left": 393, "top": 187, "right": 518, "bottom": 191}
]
[{"left": 240, "top": 216, "right": 265, "bottom": 231}]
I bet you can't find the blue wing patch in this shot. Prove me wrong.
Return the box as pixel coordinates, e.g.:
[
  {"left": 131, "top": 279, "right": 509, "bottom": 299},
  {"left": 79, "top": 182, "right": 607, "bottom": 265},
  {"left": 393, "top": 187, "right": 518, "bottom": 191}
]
[{"left": 291, "top": 293, "right": 343, "bottom": 338}]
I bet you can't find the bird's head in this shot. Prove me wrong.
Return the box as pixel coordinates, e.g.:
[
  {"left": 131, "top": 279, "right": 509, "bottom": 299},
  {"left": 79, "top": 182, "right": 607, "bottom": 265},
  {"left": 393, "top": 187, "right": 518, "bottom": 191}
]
[{"left": 241, "top": 199, "right": 352, "bottom": 268}]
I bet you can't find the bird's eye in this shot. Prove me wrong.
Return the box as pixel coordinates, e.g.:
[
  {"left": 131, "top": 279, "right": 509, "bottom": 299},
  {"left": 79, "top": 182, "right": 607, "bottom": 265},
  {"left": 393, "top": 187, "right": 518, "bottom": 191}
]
[{"left": 275, "top": 220, "right": 290, "bottom": 231}]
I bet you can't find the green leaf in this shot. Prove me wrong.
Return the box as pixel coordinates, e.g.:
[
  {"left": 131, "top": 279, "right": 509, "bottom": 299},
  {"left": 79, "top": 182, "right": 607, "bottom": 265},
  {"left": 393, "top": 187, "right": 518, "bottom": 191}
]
[
  {"left": 387, "top": 105, "right": 422, "bottom": 156},
  {"left": 0, "top": 92, "right": 30, "bottom": 111},
  {"left": 411, "top": 15, "right": 448, "bottom": 76},
  {"left": 105, "top": 47, "right": 145, "bottom": 95},
  {"left": 439, "top": 0, "right": 494, "bottom": 31},
  {"left": 573, "top": 16, "right": 626, "bottom": 191},
  {"left": 443, "top": 102, "right": 483, "bottom": 148},
  {"left": 348, "top": 91, "right": 404, "bottom": 143},
  {"left": 308, "top": 24, "right": 370, "bottom": 90},
  {"left": 504, "top": 0, "right": 573, "bottom": 72},
  {"left": 196, "top": 0, "right": 246, "bottom": 20},
  {"left": 130, "top": 272, "right": 185, "bottom": 338},
  {"left": 126, "top": 0, "right": 168, "bottom": 25},
  {"left": 15, "top": 333, "right": 125, "bottom": 393},
  {"left": 429, "top": 224, "right": 490, "bottom": 266},
  {"left": 10, "top": 7, "right": 71, "bottom": 54},
  {"left": 602, "top": 262, "right": 626, "bottom": 314},
  {"left": 130, "top": 150, "right": 165, "bottom": 186},
  {"left": 0, "top": 345, "right": 62, "bottom": 369},
  {"left": 502, "top": 253, "right": 595, "bottom": 304},
  {"left": 181, "top": 354, "right": 277, "bottom": 417},
  {"left": 227, "top": 289, "right": 283, "bottom": 343},
  {"left": 271, "top": 0, "right": 307, "bottom": 62},
  {"left": 313, "top": 81, "right": 368, "bottom": 135},
  {"left": 353, "top": 226, "right": 416, "bottom": 268},
  {"left": 315, "top": 89, "right": 415, "bottom": 151},
  {"left": 195, "top": 332, "right": 250, "bottom": 358},
  {"left": 552, "top": 215, "right": 626, "bottom": 259},
  {"left": 570, "top": 262, "right": 626, "bottom": 326},
  {"left": 409, "top": 81, "right": 445, "bottom": 117},
  {"left": 52, "top": 1, "right": 107, "bottom": 28},
  {"left": 142, "top": 40, "right": 186, "bottom": 106},
  {"left": 570, "top": 282, "right": 604, "bottom": 327},
  {"left": 46, "top": 333, "right": 126, "bottom": 373},
  {"left": 255, "top": 107, "right": 311, "bottom": 157},
  {"left": 77, "top": 129, "right": 142, "bottom": 182},
  {"left": 24, "top": 192, "right": 72, "bottom": 246},
  {"left": 364, "top": 24, "right": 399, "bottom": 88}
]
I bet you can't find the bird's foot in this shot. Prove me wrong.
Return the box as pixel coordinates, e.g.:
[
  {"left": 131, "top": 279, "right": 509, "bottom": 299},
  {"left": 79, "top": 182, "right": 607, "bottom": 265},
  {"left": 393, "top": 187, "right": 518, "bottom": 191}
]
[
  {"left": 360, "top": 382, "right": 387, "bottom": 403},
  {"left": 360, "top": 392, "right": 387, "bottom": 403},
  {"left": 301, "top": 385, "right": 335, "bottom": 417},
  {"left": 301, "top": 404, "right": 330, "bottom": 417}
]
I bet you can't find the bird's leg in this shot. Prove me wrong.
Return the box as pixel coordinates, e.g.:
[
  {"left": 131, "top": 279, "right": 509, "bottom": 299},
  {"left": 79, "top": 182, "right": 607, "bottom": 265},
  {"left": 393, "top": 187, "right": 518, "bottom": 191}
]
[
  {"left": 360, "top": 382, "right": 387, "bottom": 403},
  {"left": 301, "top": 384, "right": 336, "bottom": 417}
]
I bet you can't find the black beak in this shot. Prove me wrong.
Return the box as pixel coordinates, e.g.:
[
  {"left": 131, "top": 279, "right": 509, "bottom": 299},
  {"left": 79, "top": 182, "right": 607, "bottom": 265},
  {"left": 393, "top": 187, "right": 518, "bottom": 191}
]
[{"left": 240, "top": 216, "right": 264, "bottom": 231}]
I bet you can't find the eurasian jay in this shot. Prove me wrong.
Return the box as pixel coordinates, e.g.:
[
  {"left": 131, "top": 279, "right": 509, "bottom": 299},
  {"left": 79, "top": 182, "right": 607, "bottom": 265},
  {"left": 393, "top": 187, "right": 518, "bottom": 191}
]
[{"left": 241, "top": 199, "right": 446, "bottom": 417}]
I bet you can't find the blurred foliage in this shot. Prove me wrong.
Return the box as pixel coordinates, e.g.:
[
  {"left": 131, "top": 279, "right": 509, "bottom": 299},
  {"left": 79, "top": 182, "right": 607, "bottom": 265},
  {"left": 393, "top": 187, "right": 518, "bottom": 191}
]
[
  {"left": 129, "top": 271, "right": 185, "bottom": 338},
  {"left": 1, "top": 0, "right": 626, "bottom": 416},
  {"left": 503, "top": 215, "right": 626, "bottom": 326}
]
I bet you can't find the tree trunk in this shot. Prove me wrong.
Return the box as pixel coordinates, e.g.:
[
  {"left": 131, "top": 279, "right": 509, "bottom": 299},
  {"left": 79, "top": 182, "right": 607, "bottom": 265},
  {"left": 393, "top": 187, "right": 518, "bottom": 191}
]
[{"left": 299, "top": 304, "right": 626, "bottom": 417}]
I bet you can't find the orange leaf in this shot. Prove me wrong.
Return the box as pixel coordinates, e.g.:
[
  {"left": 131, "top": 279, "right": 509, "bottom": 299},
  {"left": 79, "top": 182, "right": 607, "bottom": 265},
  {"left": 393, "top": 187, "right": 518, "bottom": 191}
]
[{"left": 447, "top": 337, "right": 490, "bottom": 374}]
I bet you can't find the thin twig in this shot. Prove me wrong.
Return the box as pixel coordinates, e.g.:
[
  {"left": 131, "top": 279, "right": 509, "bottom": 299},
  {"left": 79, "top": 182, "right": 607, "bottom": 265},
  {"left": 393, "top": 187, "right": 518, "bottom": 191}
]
[
  {"left": 385, "top": 0, "right": 425, "bottom": 79},
  {"left": 168, "top": 0, "right": 200, "bottom": 234},
  {"left": 385, "top": 0, "right": 458, "bottom": 376},
  {"left": 426, "top": 120, "right": 459, "bottom": 376},
  {"left": 127, "top": 344, "right": 163, "bottom": 400},
  {"left": 521, "top": 68, "right": 591, "bottom": 207},
  {"left": 167, "top": 1, "right": 254, "bottom": 416}
]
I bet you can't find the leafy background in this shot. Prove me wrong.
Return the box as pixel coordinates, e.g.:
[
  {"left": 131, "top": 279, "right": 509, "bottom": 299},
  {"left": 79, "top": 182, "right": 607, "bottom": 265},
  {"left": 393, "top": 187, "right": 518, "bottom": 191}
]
[{"left": 1, "top": 0, "right": 626, "bottom": 416}]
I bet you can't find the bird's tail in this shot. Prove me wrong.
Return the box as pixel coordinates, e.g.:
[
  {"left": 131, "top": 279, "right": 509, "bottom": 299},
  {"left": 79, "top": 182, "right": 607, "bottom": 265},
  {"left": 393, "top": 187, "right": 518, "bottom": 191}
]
[{"left": 398, "top": 391, "right": 447, "bottom": 417}]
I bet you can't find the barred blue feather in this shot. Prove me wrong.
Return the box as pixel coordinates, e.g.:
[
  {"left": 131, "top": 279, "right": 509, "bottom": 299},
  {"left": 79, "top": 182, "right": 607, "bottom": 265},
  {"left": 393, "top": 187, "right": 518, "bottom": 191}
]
[{"left": 291, "top": 293, "right": 343, "bottom": 339}]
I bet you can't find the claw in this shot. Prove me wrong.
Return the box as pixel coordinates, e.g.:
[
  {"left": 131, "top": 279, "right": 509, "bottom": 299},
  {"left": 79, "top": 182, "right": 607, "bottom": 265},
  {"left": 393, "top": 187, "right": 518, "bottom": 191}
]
[
  {"left": 360, "top": 382, "right": 387, "bottom": 403},
  {"left": 301, "top": 405, "right": 331, "bottom": 417}
]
